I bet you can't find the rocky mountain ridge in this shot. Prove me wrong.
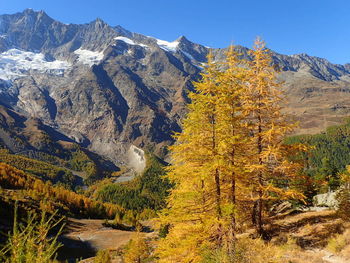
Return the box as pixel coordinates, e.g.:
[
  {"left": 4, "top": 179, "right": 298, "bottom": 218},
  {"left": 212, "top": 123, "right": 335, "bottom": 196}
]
[{"left": 1, "top": 9, "right": 350, "bottom": 169}]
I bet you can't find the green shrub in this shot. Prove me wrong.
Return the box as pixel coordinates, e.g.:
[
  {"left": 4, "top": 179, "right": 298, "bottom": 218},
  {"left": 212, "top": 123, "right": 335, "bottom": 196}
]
[{"left": 0, "top": 205, "right": 64, "bottom": 263}]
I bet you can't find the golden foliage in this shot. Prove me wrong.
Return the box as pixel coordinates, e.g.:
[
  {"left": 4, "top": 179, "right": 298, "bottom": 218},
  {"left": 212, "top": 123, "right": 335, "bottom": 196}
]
[
  {"left": 156, "top": 39, "right": 306, "bottom": 262},
  {"left": 94, "top": 250, "right": 112, "bottom": 263},
  {"left": 123, "top": 232, "right": 151, "bottom": 263},
  {"left": 0, "top": 162, "right": 123, "bottom": 218}
]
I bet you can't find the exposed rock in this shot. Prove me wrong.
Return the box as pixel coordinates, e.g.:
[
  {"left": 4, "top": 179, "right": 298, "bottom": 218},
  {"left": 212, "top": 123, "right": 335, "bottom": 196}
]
[
  {"left": 1, "top": 9, "right": 350, "bottom": 170},
  {"left": 127, "top": 145, "right": 146, "bottom": 173},
  {"left": 313, "top": 191, "right": 339, "bottom": 208},
  {"left": 270, "top": 201, "right": 293, "bottom": 215}
]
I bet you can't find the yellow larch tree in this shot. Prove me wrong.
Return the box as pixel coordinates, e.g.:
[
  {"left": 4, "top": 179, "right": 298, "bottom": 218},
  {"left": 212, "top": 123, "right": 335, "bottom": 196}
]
[
  {"left": 124, "top": 232, "right": 151, "bottom": 263},
  {"left": 156, "top": 52, "right": 226, "bottom": 263},
  {"left": 156, "top": 39, "right": 306, "bottom": 262},
  {"left": 215, "top": 45, "right": 250, "bottom": 255},
  {"left": 244, "top": 38, "right": 304, "bottom": 236},
  {"left": 156, "top": 48, "right": 250, "bottom": 262}
]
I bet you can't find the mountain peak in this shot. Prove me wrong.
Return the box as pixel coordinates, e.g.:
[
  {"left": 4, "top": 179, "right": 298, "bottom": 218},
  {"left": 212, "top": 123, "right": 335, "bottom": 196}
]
[
  {"left": 20, "top": 8, "right": 52, "bottom": 24},
  {"left": 38, "top": 9, "right": 48, "bottom": 16},
  {"left": 88, "top": 17, "right": 110, "bottom": 31},
  {"left": 23, "top": 8, "right": 35, "bottom": 14},
  {"left": 176, "top": 35, "right": 189, "bottom": 43},
  {"left": 113, "top": 25, "right": 133, "bottom": 38},
  {"left": 22, "top": 8, "right": 47, "bottom": 16},
  {"left": 91, "top": 17, "right": 107, "bottom": 25}
]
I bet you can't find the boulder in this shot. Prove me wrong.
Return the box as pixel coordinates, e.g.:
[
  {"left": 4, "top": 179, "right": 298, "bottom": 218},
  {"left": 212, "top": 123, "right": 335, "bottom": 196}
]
[{"left": 313, "top": 191, "right": 338, "bottom": 208}]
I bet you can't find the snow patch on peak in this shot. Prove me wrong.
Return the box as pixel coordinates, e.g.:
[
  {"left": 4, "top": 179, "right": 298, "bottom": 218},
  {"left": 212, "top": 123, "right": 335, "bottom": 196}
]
[
  {"left": 114, "top": 36, "right": 148, "bottom": 48},
  {"left": 74, "top": 48, "right": 104, "bottom": 67},
  {"left": 0, "top": 49, "right": 70, "bottom": 81},
  {"left": 115, "top": 36, "right": 136, "bottom": 45},
  {"left": 156, "top": 39, "right": 179, "bottom": 52}
]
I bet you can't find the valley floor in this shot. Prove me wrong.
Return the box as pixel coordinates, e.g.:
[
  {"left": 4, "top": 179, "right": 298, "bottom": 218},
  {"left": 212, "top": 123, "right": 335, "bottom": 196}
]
[
  {"left": 57, "top": 218, "right": 154, "bottom": 262},
  {"left": 58, "top": 218, "right": 133, "bottom": 262},
  {"left": 64, "top": 209, "right": 350, "bottom": 263}
]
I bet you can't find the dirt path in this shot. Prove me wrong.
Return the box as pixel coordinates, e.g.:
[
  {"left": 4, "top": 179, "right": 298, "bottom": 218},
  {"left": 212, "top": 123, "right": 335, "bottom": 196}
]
[{"left": 322, "top": 251, "right": 349, "bottom": 263}]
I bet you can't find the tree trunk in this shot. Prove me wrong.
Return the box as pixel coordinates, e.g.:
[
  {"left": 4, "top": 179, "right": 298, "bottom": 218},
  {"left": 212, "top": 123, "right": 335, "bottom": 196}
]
[
  {"left": 215, "top": 168, "right": 222, "bottom": 218},
  {"left": 228, "top": 169, "right": 237, "bottom": 257},
  {"left": 256, "top": 112, "right": 264, "bottom": 236},
  {"left": 210, "top": 113, "right": 222, "bottom": 218}
]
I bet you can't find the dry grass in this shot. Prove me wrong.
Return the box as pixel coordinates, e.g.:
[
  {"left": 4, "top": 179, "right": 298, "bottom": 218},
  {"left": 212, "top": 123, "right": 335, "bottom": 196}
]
[
  {"left": 235, "top": 237, "right": 283, "bottom": 263},
  {"left": 327, "top": 232, "right": 349, "bottom": 253},
  {"left": 340, "top": 245, "right": 350, "bottom": 261},
  {"left": 266, "top": 210, "right": 347, "bottom": 248},
  {"left": 327, "top": 229, "right": 350, "bottom": 261},
  {"left": 276, "top": 238, "right": 325, "bottom": 263},
  {"left": 267, "top": 210, "right": 350, "bottom": 262}
]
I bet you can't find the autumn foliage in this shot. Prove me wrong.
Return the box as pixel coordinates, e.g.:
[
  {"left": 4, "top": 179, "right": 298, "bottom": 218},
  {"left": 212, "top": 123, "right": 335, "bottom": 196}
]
[
  {"left": 0, "top": 162, "right": 123, "bottom": 218},
  {"left": 156, "top": 39, "right": 306, "bottom": 262}
]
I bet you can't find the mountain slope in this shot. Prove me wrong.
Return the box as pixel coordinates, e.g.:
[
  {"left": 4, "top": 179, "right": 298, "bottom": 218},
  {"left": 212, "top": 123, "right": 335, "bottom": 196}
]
[{"left": 1, "top": 9, "right": 350, "bottom": 169}]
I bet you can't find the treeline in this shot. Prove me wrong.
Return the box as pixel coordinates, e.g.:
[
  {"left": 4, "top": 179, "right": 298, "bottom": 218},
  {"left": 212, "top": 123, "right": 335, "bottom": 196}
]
[
  {"left": 96, "top": 155, "right": 171, "bottom": 212},
  {"left": 65, "top": 147, "right": 111, "bottom": 184},
  {"left": 50, "top": 145, "right": 119, "bottom": 185},
  {"left": 0, "top": 162, "right": 123, "bottom": 219},
  {"left": 69, "top": 149, "right": 97, "bottom": 178},
  {"left": 0, "top": 146, "right": 119, "bottom": 189},
  {"left": 0, "top": 149, "right": 75, "bottom": 187},
  {"left": 286, "top": 119, "right": 350, "bottom": 193}
]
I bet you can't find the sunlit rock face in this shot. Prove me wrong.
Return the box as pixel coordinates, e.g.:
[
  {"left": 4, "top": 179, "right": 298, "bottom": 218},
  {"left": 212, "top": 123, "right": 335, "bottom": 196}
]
[
  {"left": 313, "top": 191, "right": 339, "bottom": 208},
  {"left": 127, "top": 145, "right": 146, "bottom": 173}
]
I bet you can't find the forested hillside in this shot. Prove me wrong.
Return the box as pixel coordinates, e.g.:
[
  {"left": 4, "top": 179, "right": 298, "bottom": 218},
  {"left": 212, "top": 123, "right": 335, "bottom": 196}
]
[
  {"left": 0, "top": 150, "right": 172, "bottom": 261},
  {"left": 286, "top": 119, "right": 350, "bottom": 195},
  {"left": 0, "top": 162, "right": 121, "bottom": 218},
  {"left": 96, "top": 156, "right": 170, "bottom": 212}
]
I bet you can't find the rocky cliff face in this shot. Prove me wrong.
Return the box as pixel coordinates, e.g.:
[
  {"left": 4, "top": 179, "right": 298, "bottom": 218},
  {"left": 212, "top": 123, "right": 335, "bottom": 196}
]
[{"left": 1, "top": 9, "right": 350, "bottom": 168}]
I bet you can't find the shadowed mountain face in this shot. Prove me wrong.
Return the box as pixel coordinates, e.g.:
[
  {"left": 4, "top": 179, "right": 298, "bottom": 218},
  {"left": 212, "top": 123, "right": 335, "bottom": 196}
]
[{"left": 1, "top": 9, "right": 350, "bottom": 167}]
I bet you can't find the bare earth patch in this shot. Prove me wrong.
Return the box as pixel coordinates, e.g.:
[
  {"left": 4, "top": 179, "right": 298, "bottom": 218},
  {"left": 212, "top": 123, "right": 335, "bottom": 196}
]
[
  {"left": 58, "top": 218, "right": 142, "bottom": 262},
  {"left": 64, "top": 218, "right": 134, "bottom": 250}
]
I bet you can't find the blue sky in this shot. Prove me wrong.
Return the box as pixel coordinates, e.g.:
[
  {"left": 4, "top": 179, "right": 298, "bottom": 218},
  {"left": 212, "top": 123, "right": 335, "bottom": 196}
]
[{"left": 1, "top": 0, "right": 349, "bottom": 64}]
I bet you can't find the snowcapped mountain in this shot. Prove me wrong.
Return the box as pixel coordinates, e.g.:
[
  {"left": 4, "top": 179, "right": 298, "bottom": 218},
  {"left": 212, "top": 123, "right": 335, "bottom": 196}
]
[{"left": 1, "top": 8, "right": 350, "bottom": 169}]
